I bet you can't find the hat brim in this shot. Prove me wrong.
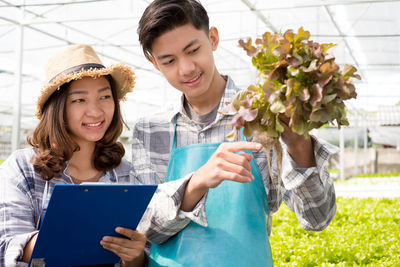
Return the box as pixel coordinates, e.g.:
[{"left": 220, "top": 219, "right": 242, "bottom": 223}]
[{"left": 36, "top": 63, "right": 135, "bottom": 118}]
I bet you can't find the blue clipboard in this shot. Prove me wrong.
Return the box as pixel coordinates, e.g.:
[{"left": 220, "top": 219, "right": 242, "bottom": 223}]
[{"left": 29, "top": 184, "right": 157, "bottom": 267}]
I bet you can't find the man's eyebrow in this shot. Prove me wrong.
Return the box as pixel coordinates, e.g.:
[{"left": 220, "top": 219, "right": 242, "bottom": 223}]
[
  {"left": 157, "top": 54, "right": 173, "bottom": 60},
  {"left": 182, "top": 39, "right": 199, "bottom": 52},
  {"left": 156, "top": 39, "right": 200, "bottom": 60}
]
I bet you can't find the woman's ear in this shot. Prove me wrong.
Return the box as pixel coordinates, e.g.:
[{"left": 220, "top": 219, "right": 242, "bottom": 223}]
[{"left": 209, "top": 27, "right": 220, "bottom": 51}]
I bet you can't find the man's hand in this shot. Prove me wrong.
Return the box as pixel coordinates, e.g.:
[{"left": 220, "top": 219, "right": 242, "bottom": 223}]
[
  {"left": 180, "top": 141, "right": 263, "bottom": 211},
  {"left": 279, "top": 115, "right": 316, "bottom": 168},
  {"left": 101, "top": 227, "right": 146, "bottom": 267}
]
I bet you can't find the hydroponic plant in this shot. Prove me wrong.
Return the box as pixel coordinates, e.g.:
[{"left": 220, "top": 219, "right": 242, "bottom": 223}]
[{"left": 222, "top": 27, "right": 360, "bottom": 189}]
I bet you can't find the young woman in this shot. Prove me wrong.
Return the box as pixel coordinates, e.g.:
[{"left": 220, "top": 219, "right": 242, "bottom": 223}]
[{"left": 0, "top": 44, "right": 146, "bottom": 267}]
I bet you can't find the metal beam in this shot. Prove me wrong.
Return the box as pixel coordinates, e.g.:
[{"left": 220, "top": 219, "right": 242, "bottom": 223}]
[
  {"left": 0, "top": 0, "right": 111, "bottom": 8},
  {"left": 0, "top": 68, "right": 41, "bottom": 81},
  {"left": 11, "top": 0, "right": 24, "bottom": 152},
  {"left": 0, "top": 0, "right": 155, "bottom": 73},
  {"left": 240, "top": 0, "right": 278, "bottom": 33},
  {"left": 323, "top": 5, "right": 368, "bottom": 82},
  {"left": 323, "top": 6, "right": 360, "bottom": 66},
  {"left": 0, "top": 16, "right": 154, "bottom": 73},
  {"left": 0, "top": 108, "right": 36, "bottom": 117},
  {"left": 220, "top": 34, "right": 400, "bottom": 42},
  {"left": 20, "top": 16, "right": 140, "bottom": 25},
  {"left": 311, "top": 34, "right": 400, "bottom": 38},
  {"left": 247, "top": 0, "right": 400, "bottom": 11},
  {"left": 206, "top": 0, "right": 400, "bottom": 14}
]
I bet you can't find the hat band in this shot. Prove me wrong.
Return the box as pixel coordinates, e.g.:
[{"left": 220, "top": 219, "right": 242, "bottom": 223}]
[{"left": 48, "top": 63, "right": 105, "bottom": 83}]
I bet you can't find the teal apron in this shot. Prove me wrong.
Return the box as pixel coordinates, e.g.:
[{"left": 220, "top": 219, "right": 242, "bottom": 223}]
[{"left": 149, "top": 118, "right": 273, "bottom": 267}]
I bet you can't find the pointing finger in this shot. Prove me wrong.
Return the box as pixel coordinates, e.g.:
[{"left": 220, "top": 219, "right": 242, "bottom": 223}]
[
  {"left": 222, "top": 141, "right": 262, "bottom": 153},
  {"left": 238, "top": 152, "right": 253, "bottom": 162}
]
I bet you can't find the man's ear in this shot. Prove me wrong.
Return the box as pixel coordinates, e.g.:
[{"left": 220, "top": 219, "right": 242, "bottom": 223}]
[
  {"left": 149, "top": 56, "right": 160, "bottom": 71},
  {"left": 209, "top": 27, "right": 220, "bottom": 51}
]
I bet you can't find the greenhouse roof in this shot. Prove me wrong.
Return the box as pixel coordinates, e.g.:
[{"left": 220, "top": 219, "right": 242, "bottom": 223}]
[{"left": 1, "top": 0, "right": 399, "bottom": 132}]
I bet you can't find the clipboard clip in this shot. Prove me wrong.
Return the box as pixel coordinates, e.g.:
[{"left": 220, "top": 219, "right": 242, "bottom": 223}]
[{"left": 30, "top": 258, "right": 46, "bottom": 267}]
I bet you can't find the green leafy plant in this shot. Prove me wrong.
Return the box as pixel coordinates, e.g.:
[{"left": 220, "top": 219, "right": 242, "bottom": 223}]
[
  {"left": 270, "top": 197, "right": 400, "bottom": 266},
  {"left": 353, "top": 172, "right": 400, "bottom": 178},
  {"left": 221, "top": 27, "right": 360, "bottom": 190},
  {"left": 224, "top": 27, "right": 360, "bottom": 139}
]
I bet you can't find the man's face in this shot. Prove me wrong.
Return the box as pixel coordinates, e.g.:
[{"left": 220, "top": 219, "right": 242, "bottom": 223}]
[{"left": 149, "top": 23, "right": 220, "bottom": 102}]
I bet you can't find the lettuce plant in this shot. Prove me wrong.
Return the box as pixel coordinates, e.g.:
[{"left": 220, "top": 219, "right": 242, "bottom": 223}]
[
  {"left": 224, "top": 27, "right": 360, "bottom": 140},
  {"left": 222, "top": 28, "right": 360, "bottom": 192},
  {"left": 271, "top": 197, "right": 400, "bottom": 266}
]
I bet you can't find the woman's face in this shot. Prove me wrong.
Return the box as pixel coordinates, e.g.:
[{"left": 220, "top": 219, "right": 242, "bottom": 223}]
[{"left": 65, "top": 76, "right": 115, "bottom": 146}]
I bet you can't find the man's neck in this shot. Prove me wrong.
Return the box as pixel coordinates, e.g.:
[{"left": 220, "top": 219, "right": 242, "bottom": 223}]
[{"left": 185, "top": 74, "right": 226, "bottom": 115}]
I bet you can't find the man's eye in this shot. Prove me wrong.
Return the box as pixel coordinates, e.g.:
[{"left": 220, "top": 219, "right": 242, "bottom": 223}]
[
  {"left": 162, "top": 59, "right": 174, "bottom": 66},
  {"left": 189, "top": 47, "right": 200, "bottom": 54}
]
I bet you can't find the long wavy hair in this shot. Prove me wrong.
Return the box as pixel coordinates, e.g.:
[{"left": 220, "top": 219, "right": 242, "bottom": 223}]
[{"left": 28, "top": 75, "right": 126, "bottom": 180}]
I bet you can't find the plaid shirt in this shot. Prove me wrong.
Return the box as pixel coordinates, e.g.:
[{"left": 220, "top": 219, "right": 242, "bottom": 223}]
[
  {"left": 133, "top": 76, "right": 338, "bottom": 244},
  {"left": 0, "top": 148, "right": 132, "bottom": 267}
]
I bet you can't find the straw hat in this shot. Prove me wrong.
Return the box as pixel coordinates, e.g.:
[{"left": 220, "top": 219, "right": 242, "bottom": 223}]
[{"left": 36, "top": 44, "right": 135, "bottom": 118}]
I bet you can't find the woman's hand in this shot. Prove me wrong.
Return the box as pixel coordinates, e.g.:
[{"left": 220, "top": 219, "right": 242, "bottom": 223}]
[
  {"left": 21, "top": 232, "right": 38, "bottom": 262},
  {"left": 100, "top": 227, "right": 146, "bottom": 267}
]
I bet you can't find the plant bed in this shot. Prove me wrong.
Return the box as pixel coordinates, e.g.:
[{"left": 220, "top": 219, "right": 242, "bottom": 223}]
[{"left": 270, "top": 197, "right": 400, "bottom": 266}]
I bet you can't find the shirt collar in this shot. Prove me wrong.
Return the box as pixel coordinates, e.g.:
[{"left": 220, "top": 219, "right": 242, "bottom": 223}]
[
  {"left": 168, "top": 75, "right": 238, "bottom": 123},
  {"left": 62, "top": 161, "right": 116, "bottom": 183}
]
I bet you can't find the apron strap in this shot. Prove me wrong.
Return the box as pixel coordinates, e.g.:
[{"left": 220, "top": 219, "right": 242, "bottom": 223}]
[
  {"left": 171, "top": 116, "right": 178, "bottom": 150},
  {"left": 240, "top": 128, "right": 248, "bottom": 141}
]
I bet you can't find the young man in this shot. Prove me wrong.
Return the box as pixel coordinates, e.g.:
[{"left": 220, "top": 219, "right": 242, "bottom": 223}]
[{"left": 133, "top": 0, "right": 338, "bottom": 266}]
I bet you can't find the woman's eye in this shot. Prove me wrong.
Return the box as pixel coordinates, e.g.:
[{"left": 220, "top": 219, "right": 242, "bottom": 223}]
[
  {"left": 71, "top": 98, "right": 84, "bottom": 103},
  {"left": 100, "top": 95, "right": 112, "bottom": 100}
]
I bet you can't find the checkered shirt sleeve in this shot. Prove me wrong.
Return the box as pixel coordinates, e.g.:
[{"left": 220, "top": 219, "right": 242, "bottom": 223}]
[{"left": 132, "top": 76, "right": 338, "bottom": 244}]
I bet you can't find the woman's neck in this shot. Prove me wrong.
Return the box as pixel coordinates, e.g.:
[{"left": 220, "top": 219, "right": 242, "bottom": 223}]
[{"left": 68, "top": 141, "right": 101, "bottom": 183}]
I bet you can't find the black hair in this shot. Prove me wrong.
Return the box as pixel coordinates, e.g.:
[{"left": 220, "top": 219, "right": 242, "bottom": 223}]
[{"left": 138, "top": 0, "right": 209, "bottom": 59}]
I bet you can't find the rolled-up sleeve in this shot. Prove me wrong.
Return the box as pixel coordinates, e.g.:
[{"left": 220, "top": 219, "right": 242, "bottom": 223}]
[
  {"left": 135, "top": 172, "right": 208, "bottom": 244},
  {"left": 0, "top": 158, "right": 37, "bottom": 266},
  {"left": 132, "top": 119, "right": 207, "bottom": 244},
  {"left": 280, "top": 136, "right": 339, "bottom": 231}
]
